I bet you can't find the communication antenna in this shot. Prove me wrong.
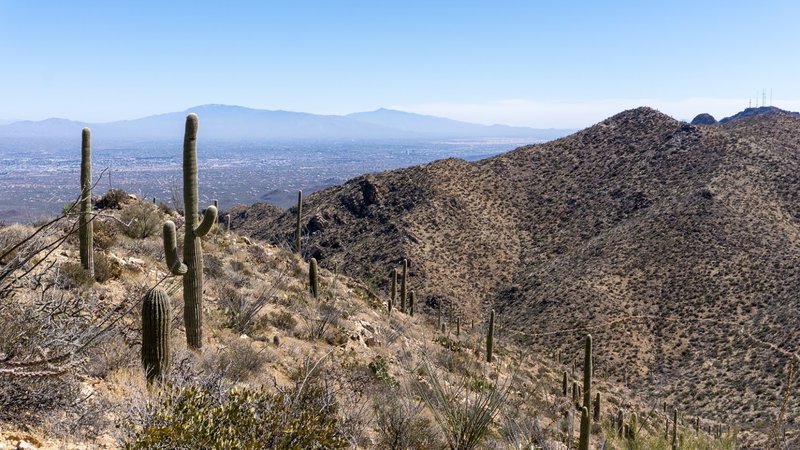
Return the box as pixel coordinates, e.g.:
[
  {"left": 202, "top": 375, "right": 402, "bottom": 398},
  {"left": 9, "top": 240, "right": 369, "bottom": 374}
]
[
  {"left": 770, "top": 88, "right": 773, "bottom": 106},
  {"left": 762, "top": 89, "right": 767, "bottom": 107}
]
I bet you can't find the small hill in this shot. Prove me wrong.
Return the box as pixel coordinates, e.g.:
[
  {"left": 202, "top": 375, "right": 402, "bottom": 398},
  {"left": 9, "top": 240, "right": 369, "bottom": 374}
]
[
  {"left": 247, "top": 107, "right": 800, "bottom": 436},
  {"left": 718, "top": 105, "right": 800, "bottom": 124},
  {"left": 690, "top": 113, "right": 716, "bottom": 125}
]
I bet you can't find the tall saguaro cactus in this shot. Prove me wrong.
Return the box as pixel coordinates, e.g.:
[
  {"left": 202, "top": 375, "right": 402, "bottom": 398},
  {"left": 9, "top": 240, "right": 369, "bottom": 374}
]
[
  {"left": 162, "top": 114, "right": 217, "bottom": 349},
  {"left": 400, "top": 258, "right": 408, "bottom": 312},
  {"left": 295, "top": 190, "right": 303, "bottom": 254},
  {"left": 409, "top": 290, "right": 415, "bottom": 316},
  {"left": 583, "top": 335, "right": 593, "bottom": 418},
  {"left": 141, "top": 288, "right": 171, "bottom": 383},
  {"left": 79, "top": 128, "right": 94, "bottom": 278}
]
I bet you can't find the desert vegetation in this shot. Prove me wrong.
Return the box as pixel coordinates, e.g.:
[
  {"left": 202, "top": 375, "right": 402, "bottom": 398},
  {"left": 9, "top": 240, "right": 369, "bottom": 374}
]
[{"left": 0, "top": 109, "right": 796, "bottom": 448}]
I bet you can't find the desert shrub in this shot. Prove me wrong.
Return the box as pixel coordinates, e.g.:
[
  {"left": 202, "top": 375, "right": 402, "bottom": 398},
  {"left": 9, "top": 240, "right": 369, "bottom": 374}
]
[
  {"left": 57, "top": 261, "right": 94, "bottom": 288},
  {"left": 373, "top": 387, "right": 437, "bottom": 449},
  {"left": 120, "top": 202, "right": 161, "bottom": 239},
  {"left": 95, "top": 188, "right": 129, "bottom": 210},
  {"left": 369, "top": 356, "right": 396, "bottom": 386},
  {"left": 92, "top": 218, "right": 118, "bottom": 249},
  {"left": 94, "top": 252, "right": 122, "bottom": 282},
  {"left": 415, "top": 359, "right": 513, "bottom": 450},
  {"left": 124, "top": 362, "right": 346, "bottom": 449},
  {"left": 205, "top": 339, "right": 269, "bottom": 383},
  {"left": 301, "top": 302, "right": 340, "bottom": 341},
  {"left": 218, "top": 277, "right": 284, "bottom": 333},
  {"left": 270, "top": 310, "right": 298, "bottom": 332},
  {"left": 0, "top": 376, "right": 81, "bottom": 425}
]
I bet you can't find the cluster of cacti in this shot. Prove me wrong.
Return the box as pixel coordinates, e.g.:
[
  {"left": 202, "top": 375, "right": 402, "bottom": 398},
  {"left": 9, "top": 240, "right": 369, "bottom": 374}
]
[
  {"left": 162, "top": 114, "right": 217, "bottom": 349},
  {"left": 79, "top": 128, "right": 94, "bottom": 278},
  {"left": 309, "top": 258, "right": 319, "bottom": 298},
  {"left": 486, "top": 309, "right": 495, "bottom": 363},
  {"left": 295, "top": 190, "right": 302, "bottom": 254},
  {"left": 141, "top": 288, "right": 171, "bottom": 383}
]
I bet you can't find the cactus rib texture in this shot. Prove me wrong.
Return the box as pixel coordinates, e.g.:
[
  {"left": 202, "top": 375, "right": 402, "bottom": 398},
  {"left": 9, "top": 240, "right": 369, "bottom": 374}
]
[
  {"left": 79, "top": 128, "right": 94, "bottom": 278},
  {"left": 141, "top": 288, "right": 171, "bottom": 383}
]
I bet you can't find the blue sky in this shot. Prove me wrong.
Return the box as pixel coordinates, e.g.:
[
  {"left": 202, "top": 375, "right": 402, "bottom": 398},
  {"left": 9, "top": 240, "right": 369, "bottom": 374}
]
[{"left": 0, "top": 1, "right": 797, "bottom": 127}]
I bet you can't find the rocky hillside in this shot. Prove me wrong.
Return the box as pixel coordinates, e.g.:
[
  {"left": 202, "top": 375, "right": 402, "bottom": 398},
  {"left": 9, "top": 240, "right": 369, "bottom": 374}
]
[{"left": 247, "top": 107, "right": 800, "bottom": 436}]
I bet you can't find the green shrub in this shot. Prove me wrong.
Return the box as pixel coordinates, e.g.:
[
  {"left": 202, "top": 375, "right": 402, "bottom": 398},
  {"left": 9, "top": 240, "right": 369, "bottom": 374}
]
[
  {"left": 124, "top": 378, "right": 346, "bottom": 449},
  {"left": 121, "top": 203, "right": 161, "bottom": 239},
  {"left": 270, "top": 310, "right": 298, "bottom": 332},
  {"left": 93, "top": 252, "right": 122, "bottom": 282},
  {"left": 58, "top": 262, "right": 94, "bottom": 288}
]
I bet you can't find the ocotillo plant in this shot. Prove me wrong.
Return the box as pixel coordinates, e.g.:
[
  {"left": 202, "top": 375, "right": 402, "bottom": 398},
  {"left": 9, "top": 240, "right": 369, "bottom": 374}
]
[
  {"left": 309, "top": 258, "right": 319, "bottom": 298},
  {"left": 295, "top": 190, "right": 302, "bottom": 254},
  {"left": 141, "top": 288, "right": 171, "bottom": 383},
  {"left": 578, "top": 406, "right": 590, "bottom": 450},
  {"left": 162, "top": 114, "right": 217, "bottom": 349},
  {"left": 408, "top": 290, "right": 415, "bottom": 316},
  {"left": 400, "top": 258, "right": 408, "bottom": 312},
  {"left": 79, "top": 128, "right": 94, "bottom": 278},
  {"left": 486, "top": 309, "right": 495, "bottom": 363}
]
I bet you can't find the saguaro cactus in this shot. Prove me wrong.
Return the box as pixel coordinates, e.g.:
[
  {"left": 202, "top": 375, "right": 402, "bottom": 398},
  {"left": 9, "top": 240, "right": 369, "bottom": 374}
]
[
  {"left": 593, "top": 392, "right": 600, "bottom": 421},
  {"left": 141, "top": 288, "right": 171, "bottom": 383},
  {"left": 162, "top": 114, "right": 217, "bottom": 349},
  {"left": 409, "top": 290, "right": 415, "bottom": 316},
  {"left": 309, "top": 257, "right": 319, "bottom": 298},
  {"left": 400, "top": 258, "right": 408, "bottom": 312},
  {"left": 583, "top": 335, "right": 593, "bottom": 420},
  {"left": 578, "top": 406, "right": 590, "bottom": 450},
  {"left": 389, "top": 268, "right": 397, "bottom": 316},
  {"left": 295, "top": 190, "right": 302, "bottom": 254},
  {"left": 486, "top": 309, "right": 495, "bottom": 362},
  {"left": 79, "top": 128, "right": 94, "bottom": 278},
  {"left": 671, "top": 409, "right": 678, "bottom": 450},
  {"left": 562, "top": 371, "right": 568, "bottom": 397}
]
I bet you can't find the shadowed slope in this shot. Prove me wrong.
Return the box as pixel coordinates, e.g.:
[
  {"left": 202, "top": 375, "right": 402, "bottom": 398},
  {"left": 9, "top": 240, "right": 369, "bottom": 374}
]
[{"left": 247, "top": 107, "right": 800, "bottom": 425}]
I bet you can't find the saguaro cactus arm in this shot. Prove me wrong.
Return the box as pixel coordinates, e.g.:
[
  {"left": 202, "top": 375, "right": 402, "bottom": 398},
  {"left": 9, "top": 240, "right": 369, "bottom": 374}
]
[
  {"left": 195, "top": 205, "right": 217, "bottom": 237},
  {"left": 163, "top": 221, "right": 188, "bottom": 275}
]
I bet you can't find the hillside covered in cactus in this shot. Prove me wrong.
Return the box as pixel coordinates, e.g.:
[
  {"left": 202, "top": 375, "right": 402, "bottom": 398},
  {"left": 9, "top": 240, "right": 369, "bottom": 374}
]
[{"left": 244, "top": 107, "right": 800, "bottom": 433}]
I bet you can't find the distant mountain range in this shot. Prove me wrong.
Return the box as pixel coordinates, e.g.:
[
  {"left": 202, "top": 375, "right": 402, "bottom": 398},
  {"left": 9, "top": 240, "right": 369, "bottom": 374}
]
[{"left": 0, "top": 105, "right": 573, "bottom": 141}]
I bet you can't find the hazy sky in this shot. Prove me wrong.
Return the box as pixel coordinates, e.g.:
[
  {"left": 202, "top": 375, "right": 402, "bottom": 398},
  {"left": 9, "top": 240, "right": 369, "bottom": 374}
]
[{"left": 1, "top": 1, "right": 798, "bottom": 128}]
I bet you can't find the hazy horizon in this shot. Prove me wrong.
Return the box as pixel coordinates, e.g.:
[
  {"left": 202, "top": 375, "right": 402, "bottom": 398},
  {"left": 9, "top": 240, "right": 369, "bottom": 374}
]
[{"left": 1, "top": 2, "right": 798, "bottom": 128}]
